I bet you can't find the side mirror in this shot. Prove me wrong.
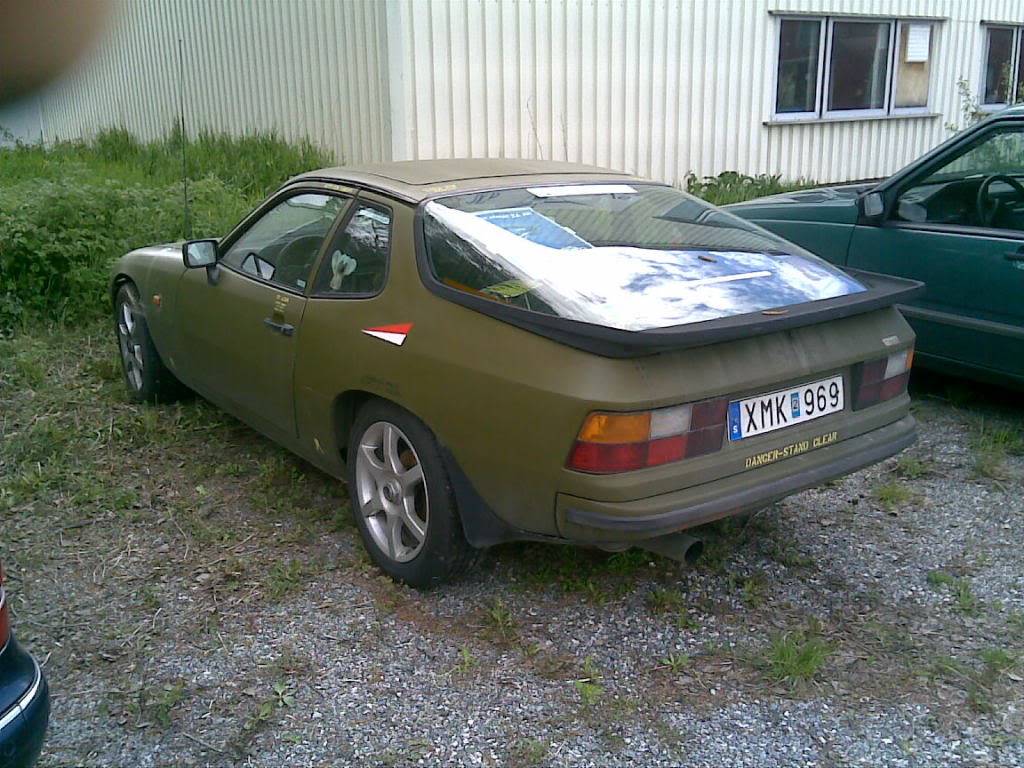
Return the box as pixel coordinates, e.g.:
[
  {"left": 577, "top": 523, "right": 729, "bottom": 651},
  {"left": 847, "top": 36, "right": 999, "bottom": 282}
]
[
  {"left": 861, "top": 191, "right": 885, "bottom": 222},
  {"left": 183, "top": 239, "right": 218, "bottom": 268}
]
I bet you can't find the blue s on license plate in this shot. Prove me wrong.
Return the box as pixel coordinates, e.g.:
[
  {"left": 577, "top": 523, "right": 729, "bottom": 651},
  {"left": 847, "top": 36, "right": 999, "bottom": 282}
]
[{"left": 728, "top": 375, "right": 844, "bottom": 441}]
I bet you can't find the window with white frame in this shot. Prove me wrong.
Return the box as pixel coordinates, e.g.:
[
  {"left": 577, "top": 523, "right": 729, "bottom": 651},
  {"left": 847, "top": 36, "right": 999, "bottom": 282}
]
[
  {"left": 981, "top": 25, "right": 1024, "bottom": 107},
  {"left": 774, "top": 16, "right": 936, "bottom": 120}
]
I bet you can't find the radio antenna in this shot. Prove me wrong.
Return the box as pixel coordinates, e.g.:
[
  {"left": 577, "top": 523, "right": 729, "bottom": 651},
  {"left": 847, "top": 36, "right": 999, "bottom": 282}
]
[{"left": 177, "top": 37, "right": 191, "bottom": 239}]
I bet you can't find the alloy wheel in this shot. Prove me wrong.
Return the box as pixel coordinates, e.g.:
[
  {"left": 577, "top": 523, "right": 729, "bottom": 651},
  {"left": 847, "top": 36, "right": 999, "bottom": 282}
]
[
  {"left": 354, "top": 421, "right": 429, "bottom": 562},
  {"left": 116, "top": 300, "right": 144, "bottom": 391}
]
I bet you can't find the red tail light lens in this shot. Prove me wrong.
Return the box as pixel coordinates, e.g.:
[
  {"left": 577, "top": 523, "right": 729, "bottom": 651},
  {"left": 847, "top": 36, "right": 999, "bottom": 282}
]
[
  {"left": 0, "top": 563, "right": 9, "bottom": 647},
  {"left": 852, "top": 347, "right": 914, "bottom": 410},
  {"left": 567, "top": 397, "right": 728, "bottom": 474}
]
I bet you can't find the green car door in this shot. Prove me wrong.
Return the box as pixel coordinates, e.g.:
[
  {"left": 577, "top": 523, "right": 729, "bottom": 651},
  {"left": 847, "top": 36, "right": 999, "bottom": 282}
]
[
  {"left": 847, "top": 120, "right": 1024, "bottom": 381},
  {"left": 176, "top": 189, "right": 352, "bottom": 439}
]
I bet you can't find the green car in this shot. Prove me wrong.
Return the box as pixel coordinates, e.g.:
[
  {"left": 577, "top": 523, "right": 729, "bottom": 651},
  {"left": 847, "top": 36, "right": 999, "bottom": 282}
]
[
  {"left": 729, "top": 107, "right": 1024, "bottom": 388},
  {"left": 111, "top": 160, "right": 920, "bottom": 587}
]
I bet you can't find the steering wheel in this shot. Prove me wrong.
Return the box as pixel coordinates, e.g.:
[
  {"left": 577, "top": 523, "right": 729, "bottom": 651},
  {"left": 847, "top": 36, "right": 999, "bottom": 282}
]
[
  {"left": 975, "top": 174, "right": 1024, "bottom": 227},
  {"left": 275, "top": 235, "right": 323, "bottom": 288}
]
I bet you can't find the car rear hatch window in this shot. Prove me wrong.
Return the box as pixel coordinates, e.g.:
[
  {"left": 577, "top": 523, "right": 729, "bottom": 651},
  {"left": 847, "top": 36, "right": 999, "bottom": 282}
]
[{"left": 422, "top": 184, "right": 866, "bottom": 332}]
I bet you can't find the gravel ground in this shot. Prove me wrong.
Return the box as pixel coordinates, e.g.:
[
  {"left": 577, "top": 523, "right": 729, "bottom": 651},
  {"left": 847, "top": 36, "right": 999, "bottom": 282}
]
[{"left": 2, "top": 332, "right": 1022, "bottom": 768}]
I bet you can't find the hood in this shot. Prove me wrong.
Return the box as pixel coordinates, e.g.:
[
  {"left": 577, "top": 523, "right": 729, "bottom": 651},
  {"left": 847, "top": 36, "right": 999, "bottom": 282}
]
[{"left": 725, "top": 182, "right": 877, "bottom": 225}]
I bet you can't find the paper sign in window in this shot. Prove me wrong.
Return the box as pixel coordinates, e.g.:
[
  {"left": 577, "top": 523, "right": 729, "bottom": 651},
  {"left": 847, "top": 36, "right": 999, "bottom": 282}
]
[{"left": 905, "top": 24, "right": 930, "bottom": 63}]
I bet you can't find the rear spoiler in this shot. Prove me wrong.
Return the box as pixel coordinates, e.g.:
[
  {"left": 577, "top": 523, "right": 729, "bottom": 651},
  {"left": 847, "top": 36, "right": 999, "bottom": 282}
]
[{"left": 422, "top": 267, "right": 924, "bottom": 358}]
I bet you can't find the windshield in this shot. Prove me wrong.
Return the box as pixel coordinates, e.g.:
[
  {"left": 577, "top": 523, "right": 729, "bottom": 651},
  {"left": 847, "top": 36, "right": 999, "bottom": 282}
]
[{"left": 422, "top": 184, "right": 865, "bottom": 331}]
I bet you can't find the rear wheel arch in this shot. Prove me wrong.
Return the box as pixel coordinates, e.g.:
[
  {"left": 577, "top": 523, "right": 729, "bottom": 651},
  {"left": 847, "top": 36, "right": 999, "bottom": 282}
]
[
  {"left": 334, "top": 391, "right": 448, "bottom": 463},
  {"left": 333, "top": 390, "right": 380, "bottom": 464},
  {"left": 332, "top": 390, "right": 528, "bottom": 550}
]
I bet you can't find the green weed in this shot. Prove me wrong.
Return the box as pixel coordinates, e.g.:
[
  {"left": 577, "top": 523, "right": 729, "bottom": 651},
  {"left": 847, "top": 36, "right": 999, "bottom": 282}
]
[
  {"left": 647, "top": 587, "right": 685, "bottom": 615},
  {"left": 509, "top": 737, "right": 549, "bottom": 766},
  {"left": 761, "top": 629, "right": 832, "bottom": 685},
  {"left": 873, "top": 480, "right": 913, "bottom": 510},
  {"left": 660, "top": 652, "right": 692, "bottom": 674},
  {"left": 574, "top": 656, "right": 605, "bottom": 707},
  {"left": 893, "top": 455, "right": 932, "bottom": 480},
  {"left": 483, "top": 598, "right": 517, "bottom": 644}
]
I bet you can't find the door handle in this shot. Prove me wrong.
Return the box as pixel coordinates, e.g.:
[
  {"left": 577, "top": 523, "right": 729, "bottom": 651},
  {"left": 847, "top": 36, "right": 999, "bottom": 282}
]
[{"left": 263, "top": 318, "right": 295, "bottom": 336}]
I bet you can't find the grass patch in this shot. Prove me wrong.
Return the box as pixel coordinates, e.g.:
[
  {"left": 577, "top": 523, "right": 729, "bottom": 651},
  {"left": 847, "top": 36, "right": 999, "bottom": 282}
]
[
  {"left": 893, "top": 455, "right": 932, "bottom": 480},
  {"left": 759, "top": 628, "right": 832, "bottom": 685},
  {"left": 969, "top": 419, "right": 1023, "bottom": 481},
  {"left": 926, "top": 571, "right": 981, "bottom": 615},
  {"left": 873, "top": 480, "right": 914, "bottom": 510},
  {"left": 740, "top": 575, "right": 767, "bottom": 608},
  {"left": 659, "top": 652, "right": 692, "bottom": 674},
  {"left": 508, "top": 738, "right": 549, "bottom": 766},
  {"left": 646, "top": 587, "right": 686, "bottom": 615},
  {"left": 481, "top": 598, "right": 517, "bottom": 644},
  {"left": 573, "top": 656, "right": 605, "bottom": 707},
  {"left": 926, "top": 570, "right": 957, "bottom": 589}
]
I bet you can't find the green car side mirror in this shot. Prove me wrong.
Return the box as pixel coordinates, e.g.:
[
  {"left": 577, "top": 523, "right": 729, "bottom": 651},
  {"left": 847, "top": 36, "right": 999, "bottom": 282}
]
[{"left": 861, "top": 191, "right": 885, "bottom": 223}]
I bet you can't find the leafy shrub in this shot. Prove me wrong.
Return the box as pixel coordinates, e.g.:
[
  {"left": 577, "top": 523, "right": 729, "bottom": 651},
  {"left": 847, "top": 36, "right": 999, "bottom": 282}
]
[
  {"left": 685, "top": 171, "right": 815, "bottom": 206},
  {"left": 0, "top": 128, "right": 333, "bottom": 328},
  {"left": 0, "top": 177, "right": 249, "bottom": 326}
]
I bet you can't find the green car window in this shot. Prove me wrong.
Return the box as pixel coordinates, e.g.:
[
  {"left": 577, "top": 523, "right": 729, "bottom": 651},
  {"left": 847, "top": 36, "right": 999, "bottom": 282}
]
[
  {"left": 312, "top": 203, "right": 392, "bottom": 297},
  {"left": 222, "top": 193, "right": 348, "bottom": 291},
  {"left": 896, "top": 126, "right": 1024, "bottom": 230},
  {"left": 423, "top": 184, "right": 865, "bottom": 332}
]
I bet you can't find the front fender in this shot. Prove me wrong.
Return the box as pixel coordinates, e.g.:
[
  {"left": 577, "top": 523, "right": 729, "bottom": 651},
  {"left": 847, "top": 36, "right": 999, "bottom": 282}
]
[{"left": 110, "top": 243, "right": 187, "bottom": 361}]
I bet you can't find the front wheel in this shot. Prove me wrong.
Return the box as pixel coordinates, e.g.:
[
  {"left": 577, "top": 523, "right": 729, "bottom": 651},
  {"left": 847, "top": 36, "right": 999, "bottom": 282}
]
[
  {"left": 347, "top": 400, "right": 478, "bottom": 588},
  {"left": 113, "top": 283, "right": 184, "bottom": 403}
]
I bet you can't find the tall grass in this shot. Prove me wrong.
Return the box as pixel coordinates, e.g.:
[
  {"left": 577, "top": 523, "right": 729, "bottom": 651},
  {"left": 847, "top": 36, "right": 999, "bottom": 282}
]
[
  {"left": 1, "top": 125, "right": 332, "bottom": 200},
  {"left": 0, "top": 127, "right": 333, "bottom": 328},
  {"left": 684, "top": 171, "right": 816, "bottom": 205}
]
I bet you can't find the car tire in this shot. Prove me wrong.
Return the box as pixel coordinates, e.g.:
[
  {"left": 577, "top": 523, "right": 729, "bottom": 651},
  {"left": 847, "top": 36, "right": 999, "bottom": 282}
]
[
  {"left": 347, "top": 400, "right": 478, "bottom": 588},
  {"left": 113, "top": 282, "right": 184, "bottom": 403}
]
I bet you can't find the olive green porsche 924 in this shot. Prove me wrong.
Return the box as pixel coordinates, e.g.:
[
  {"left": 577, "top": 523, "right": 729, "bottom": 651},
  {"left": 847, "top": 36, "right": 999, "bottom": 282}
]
[{"left": 110, "top": 159, "right": 921, "bottom": 586}]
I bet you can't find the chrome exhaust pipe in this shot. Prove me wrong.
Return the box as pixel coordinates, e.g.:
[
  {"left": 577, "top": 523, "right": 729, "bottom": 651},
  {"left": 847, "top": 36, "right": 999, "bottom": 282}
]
[{"left": 638, "top": 532, "right": 704, "bottom": 565}]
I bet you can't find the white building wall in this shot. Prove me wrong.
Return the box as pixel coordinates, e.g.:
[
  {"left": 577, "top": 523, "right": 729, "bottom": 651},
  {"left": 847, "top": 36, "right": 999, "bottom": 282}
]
[
  {"left": 18, "top": 0, "right": 1024, "bottom": 184},
  {"left": 37, "top": 0, "right": 392, "bottom": 164},
  {"left": 391, "top": 0, "right": 1024, "bottom": 183}
]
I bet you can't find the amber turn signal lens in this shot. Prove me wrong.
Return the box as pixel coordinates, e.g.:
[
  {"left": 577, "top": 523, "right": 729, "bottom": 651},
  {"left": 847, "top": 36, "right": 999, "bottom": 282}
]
[{"left": 577, "top": 411, "right": 651, "bottom": 444}]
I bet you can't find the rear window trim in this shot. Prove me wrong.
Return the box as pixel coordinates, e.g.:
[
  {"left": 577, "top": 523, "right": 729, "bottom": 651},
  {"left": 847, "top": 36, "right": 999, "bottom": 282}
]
[{"left": 413, "top": 195, "right": 923, "bottom": 358}]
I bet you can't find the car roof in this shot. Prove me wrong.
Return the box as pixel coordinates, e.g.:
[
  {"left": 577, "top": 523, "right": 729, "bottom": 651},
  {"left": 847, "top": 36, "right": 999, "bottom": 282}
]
[
  {"left": 290, "top": 158, "right": 644, "bottom": 203},
  {"left": 997, "top": 104, "right": 1024, "bottom": 118}
]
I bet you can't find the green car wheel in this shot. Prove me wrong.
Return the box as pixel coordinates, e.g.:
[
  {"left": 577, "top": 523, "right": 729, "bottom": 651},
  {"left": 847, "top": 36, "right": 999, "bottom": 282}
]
[{"left": 347, "top": 400, "right": 478, "bottom": 588}]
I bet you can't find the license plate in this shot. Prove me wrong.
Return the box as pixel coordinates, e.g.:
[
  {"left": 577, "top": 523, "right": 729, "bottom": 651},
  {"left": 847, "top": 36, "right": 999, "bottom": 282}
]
[{"left": 728, "top": 375, "right": 844, "bottom": 441}]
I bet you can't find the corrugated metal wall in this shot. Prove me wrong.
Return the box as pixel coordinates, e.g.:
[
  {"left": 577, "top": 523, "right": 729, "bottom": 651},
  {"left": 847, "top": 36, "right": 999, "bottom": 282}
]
[
  {"left": 28, "top": 0, "right": 1024, "bottom": 184},
  {"left": 39, "top": 0, "right": 391, "bottom": 164},
  {"left": 389, "top": 0, "right": 1024, "bottom": 183}
]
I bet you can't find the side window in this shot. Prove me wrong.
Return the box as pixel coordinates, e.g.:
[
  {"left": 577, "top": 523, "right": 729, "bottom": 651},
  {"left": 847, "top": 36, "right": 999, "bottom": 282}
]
[
  {"left": 312, "top": 203, "right": 392, "bottom": 296},
  {"left": 895, "top": 126, "right": 1024, "bottom": 231},
  {"left": 222, "top": 193, "right": 348, "bottom": 291}
]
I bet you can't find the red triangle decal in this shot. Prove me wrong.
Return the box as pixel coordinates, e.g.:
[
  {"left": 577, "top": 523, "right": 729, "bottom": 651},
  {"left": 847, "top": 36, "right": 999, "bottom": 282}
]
[{"left": 363, "top": 323, "right": 413, "bottom": 334}]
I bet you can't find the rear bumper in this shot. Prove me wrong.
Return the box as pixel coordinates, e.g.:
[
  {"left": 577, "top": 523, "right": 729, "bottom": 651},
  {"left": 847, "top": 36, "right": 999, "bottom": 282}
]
[
  {"left": 557, "top": 414, "right": 915, "bottom": 542},
  {"left": 0, "top": 637, "right": 49, "bottom": 768}
]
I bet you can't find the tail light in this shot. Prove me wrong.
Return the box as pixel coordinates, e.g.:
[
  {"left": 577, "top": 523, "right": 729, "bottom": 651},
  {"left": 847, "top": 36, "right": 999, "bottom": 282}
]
[
  {"left": 852, "top": 346, "right": 914, "bottom": 410},
  {"left": 567, "top": 397, "right": 728, "bottom": 474},
  {"left": 0, "top": 563, "right": 9, "bottom": 647}
]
